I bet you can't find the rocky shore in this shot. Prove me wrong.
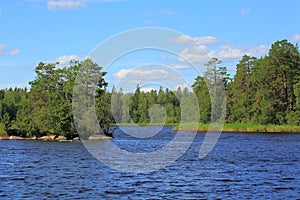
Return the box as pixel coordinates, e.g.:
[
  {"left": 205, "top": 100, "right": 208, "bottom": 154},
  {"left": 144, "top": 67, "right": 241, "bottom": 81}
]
[{"left": 0, "top": 134, "right": 113, "bottom": 141}]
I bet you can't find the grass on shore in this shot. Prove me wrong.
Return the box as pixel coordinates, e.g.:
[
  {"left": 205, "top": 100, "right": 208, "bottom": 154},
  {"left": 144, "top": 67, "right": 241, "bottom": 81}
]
[
  {"left": 112, "top": 122, "right": 300, "bottom": 133},
  {"left": 113, "top": 122, "right": 300, "bottom": 133},
  {"left": 111, "top": 122, "right": 178, "bottom": 127},
  {"left": 174, "top": 123, "right": 300, "bottom": 133},
  {"left": 2, "top": 122, "right": 299, "bottom": 135}
]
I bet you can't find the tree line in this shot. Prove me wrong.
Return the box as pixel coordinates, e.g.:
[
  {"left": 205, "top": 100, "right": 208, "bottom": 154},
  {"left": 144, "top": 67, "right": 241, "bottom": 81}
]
[
  {"left": 113, "top": 39, "right": 300, "bottom": 126},
  {"left": 0, "top": 39, "right": 300, "bottom": 138}
]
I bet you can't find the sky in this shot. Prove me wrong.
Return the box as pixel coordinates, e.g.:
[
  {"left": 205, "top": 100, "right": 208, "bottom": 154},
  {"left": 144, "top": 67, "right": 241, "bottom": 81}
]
[{"left": 1, "top": 0, "right": 300, "bottom": 91}]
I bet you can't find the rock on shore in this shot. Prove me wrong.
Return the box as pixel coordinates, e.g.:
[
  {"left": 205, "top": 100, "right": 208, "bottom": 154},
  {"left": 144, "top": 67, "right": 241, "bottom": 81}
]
[
  {"left": 9, "top": 136, "right": 25, "bottom": 140},
  {"left": 0, "top": 135, "right": 9, "bottom": 140},
  {"left": 38, "top": 135, "right": 56, "bottom": 141},
  {"left": 88, "top": 135, "right": 113, "bottom": 140}
]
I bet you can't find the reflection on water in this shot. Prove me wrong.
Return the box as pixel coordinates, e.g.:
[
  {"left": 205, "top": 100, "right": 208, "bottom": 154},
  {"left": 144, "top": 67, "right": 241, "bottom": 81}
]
[{"left": 0, "top": 126, "right": 299, "bottom": 199}]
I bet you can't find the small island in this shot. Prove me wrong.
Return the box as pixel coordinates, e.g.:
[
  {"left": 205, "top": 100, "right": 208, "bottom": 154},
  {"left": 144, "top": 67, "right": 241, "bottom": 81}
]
[{"left": 1, "top": 39, "right": 300, "bottom": 138}]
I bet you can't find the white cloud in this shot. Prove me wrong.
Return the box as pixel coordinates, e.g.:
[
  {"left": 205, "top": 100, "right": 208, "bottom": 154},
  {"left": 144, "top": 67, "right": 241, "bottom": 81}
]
[
  {"left": 112, "top": 67, "right": 187, "bottom": 92},
  {"left": 47, "top": 0, "right": 85, "bottom": 10},
  {"left": 212, "top": 45, "right": 244, "bottom": 59},
  {"left": 194, "top": 36, "right": 218, "bottom": 45},
  {"left": 246, "top": 45, "right": 269, "bottom": 58},
  {"left": 167, "top": 63, "right": 191, "bottom": 69},
  {"left": 172, "top": 35, "right": 218, "bottom": 45},
  {"left": 179, "top": 44, "right": 269, "bottom": 63},
  {"left": 114, "top": 68, "right": 170, "bottom": 81},
  {"left": 22, "top": 0, "right": 126, "bottom": 10},
  {"left": 113, "top": 69, "right": 130, "bottom": 79},
  {"left": 213, "top": 45, "right": 269, "bottom": 60},
  {"left": 240, "top": 8, "right": 251, "bottom": 15},
  {"left": 0, "top": 45, "right": 6, "bottom": 54},
  {"left": 171, "top": 35, "right": 193, "bottom": 44},
  {"left": 291, "top": 33, "right": 300, "bottom": 42},
  {"left": 9, "top": 49, "right": 21, "bottom": 55},
  {"left": 179, "top": 45, "right": 211, "bottom": 63},
  {"left": 47, "top": 0, "right": 125, "bottom": 10},
  {"left": 53, "top": 55, "right": 82, "bottom": 65},
  {"left": 0, "top": 44, "right": 21, "bottom": 56},
  {"left": 140, "top": 87, "right": 156, "bottom": 92}
]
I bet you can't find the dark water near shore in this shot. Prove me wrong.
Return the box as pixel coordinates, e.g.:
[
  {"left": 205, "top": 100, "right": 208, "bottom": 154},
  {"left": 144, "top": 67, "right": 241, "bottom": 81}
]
[{"left": 0, "top": 126, "right": 300, "bottom": 199}]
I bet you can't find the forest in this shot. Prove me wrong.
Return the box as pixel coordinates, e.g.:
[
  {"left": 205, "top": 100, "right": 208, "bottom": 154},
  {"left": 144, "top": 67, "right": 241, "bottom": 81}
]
[{"left": 1, "top": 39, "right": 300, "bottom": 138}]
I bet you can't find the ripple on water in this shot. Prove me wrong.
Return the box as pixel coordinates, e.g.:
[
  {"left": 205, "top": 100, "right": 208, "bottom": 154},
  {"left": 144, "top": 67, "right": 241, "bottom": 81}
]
[{"left": 0, "top": 129, "right": 300, "bottom": 199}]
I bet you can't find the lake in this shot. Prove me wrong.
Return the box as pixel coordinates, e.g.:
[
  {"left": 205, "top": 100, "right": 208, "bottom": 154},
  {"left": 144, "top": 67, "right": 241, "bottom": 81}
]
[{"left": 0, "top": 126, "right": 299, "bottom": 199}]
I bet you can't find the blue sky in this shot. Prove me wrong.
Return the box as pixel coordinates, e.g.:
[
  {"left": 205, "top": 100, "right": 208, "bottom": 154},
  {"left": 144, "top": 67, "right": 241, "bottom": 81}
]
[{"left": 1, "top": 0, "right": 300, "bottom": 91}]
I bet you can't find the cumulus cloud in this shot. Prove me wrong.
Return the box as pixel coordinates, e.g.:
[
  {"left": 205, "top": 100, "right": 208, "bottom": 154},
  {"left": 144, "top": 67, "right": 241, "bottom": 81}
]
[
  {"left": 179, "top": 45, "right": 211, "bottom": 63},
  {"left": 172, "top": 35, "right": 269, "bottom": 63},
  {"left": 141, "top": 87, "right": 156, "bottom": 92},
  {"left": 52, "top": 55, "right": 82, "bottom": 65},
  {"left": 47, "top": 0, "right": 85, "bottom": 10},
  {"left": 113, "top": 67, "right": 187, "bottom": 92},
  {"left": 114, "top": 68, "right": 170, "bottom": 81},
  {"left": 47, "top": 0, "right": 125, "bottom": 10},
  {"left": 194, "top": 36, "right": 218, "bottom": 45},
  {"left": 212, "top": 45, "right": 244, "bottom": 59},
  {"left": 212, "top": 45, "right": 268, "bottom": 60},
  {"left": 291, "top": 33, "right": 300, "bottom": 42},
  {"left": 0, "top": 44, "right": 21, "bottom": 56},
  {"left": 179, "top": 44, "right": 269, "bottom": 63},
  {"left": 0, "top": 45, "right": 7, "bottom": 54},
  {"left": 9, "top": 49, "right": 21, "bottom": 55},
  {"left": 171, "top": 35, "right": 193, "bottom": 44},
  {"left": 240, "top": 8, "right": 251, "bottom": 15},
  {"left": 172, "top": 35, "right": 218, "bottom": 45},
  {"left": 244, "top": 45, "right": 269, "bottom": 58},
  {"left": 167, "top": 63, "right": 191, "bottom": 69}
]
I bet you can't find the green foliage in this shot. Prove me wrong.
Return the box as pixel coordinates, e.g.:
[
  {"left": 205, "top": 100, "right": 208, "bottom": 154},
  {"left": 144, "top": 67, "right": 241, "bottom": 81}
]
[
  {"left": 126, "top": 86, "right": 188, "bottom": 125},
  {"left": 1, "top": 38, "right": 300, "bottom": 138},
  {"left": 227, "top": 55, "right": 257, "bottom": 122},
  {"left": 202, "top": 58, "right": 227, "bottom": 123},
  {"left": 0, "top": 122, "right": 5, "bottom": 134},
  {"left": 2, "top": 112, "right": 11, "bottom": 134},
  {"left": 9, "top": 58, "right": 111, "bottom": 138},
  {"left": 229, "top": 39, "right": 300, "bottom": 125},
  {"left": 192, "top": 76, "right": 211, "bottom": 123},
  {"left": 190, "top": 40, "right": 300, "bottom": 127},
  {"left": 174, "top": 123, "right": 300, "bottom": 133}
]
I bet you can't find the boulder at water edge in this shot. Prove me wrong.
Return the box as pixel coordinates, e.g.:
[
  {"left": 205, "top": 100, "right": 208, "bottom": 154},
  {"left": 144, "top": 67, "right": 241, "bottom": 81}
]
[{"left": 88, "top": 135, "right": 112, "bottom": 140}]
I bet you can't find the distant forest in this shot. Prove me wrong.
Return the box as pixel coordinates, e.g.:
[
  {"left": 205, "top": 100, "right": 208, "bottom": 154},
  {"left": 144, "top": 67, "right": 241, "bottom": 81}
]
[{"left": 1, "top": 39, "right": 300, "bottom": 138}]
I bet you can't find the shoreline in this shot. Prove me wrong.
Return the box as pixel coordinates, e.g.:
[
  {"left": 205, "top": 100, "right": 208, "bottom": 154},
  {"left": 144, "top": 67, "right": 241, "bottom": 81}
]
[
  {"left": 173, "top": 128, "right": 300, "bottom": 133},
  {"left": 1, "top": 123, "right": 300, "bottom": 140},
  {"left": 0, "top": 134, "right": 113, "bottom": 141},
  {"left": 174, "top": 123, "right": 300, "bottom": 133},
  {"left": 113, "top": 123, "right": 300, "bottom": 133}
]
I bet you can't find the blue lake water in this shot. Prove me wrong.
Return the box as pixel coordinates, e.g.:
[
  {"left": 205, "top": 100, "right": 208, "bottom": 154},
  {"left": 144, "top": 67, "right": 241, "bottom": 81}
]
[{"left": 0, "top": 126, "right": 299, "bottom": 199}]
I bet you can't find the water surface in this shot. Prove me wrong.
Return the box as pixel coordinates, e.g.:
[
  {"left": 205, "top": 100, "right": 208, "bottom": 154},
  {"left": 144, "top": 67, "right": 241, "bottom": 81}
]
[{"left": 0, "top": 126, "right": 299, "bottom": 199}]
